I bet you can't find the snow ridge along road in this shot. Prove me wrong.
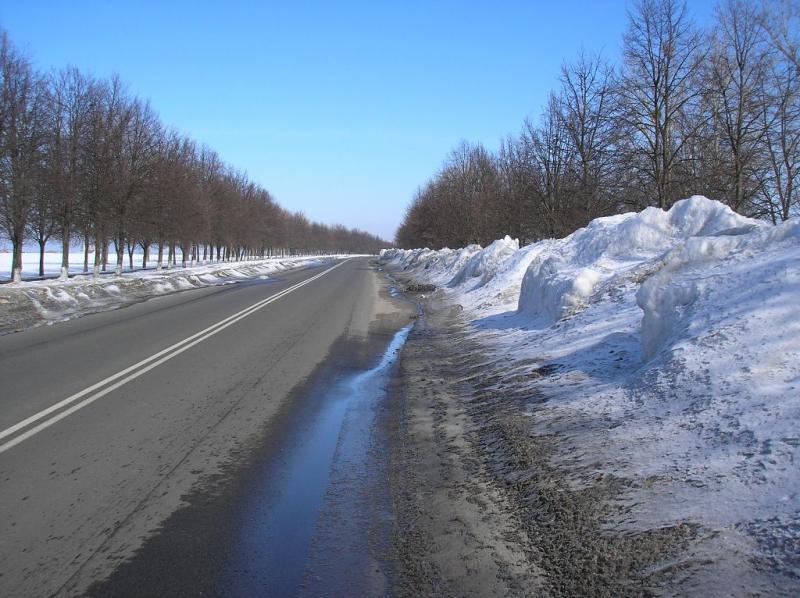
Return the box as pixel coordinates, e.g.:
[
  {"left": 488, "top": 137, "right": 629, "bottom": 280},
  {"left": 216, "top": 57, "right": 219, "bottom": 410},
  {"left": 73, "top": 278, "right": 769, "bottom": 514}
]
[{"left": 0, "top": 259, "right": 347, "bottom": 454}]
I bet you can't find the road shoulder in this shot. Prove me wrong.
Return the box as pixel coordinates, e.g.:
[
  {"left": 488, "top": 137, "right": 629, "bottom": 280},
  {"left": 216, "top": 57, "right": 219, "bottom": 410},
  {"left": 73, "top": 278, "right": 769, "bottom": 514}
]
[
  {"left": 389, "top": 283, "right": 697, "bottom": 596},
  {"left": 389, "top": 293, "right": 546, "bottom": 596}
]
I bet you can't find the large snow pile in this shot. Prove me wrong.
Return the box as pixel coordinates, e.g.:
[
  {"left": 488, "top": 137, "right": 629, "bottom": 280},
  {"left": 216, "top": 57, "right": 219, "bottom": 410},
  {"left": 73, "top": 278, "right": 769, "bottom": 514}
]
[
  {"left": 383, "top": 196, "right": 800, "bottom": 592},
  {"left": 382, "top": 244, "right": 483, "bottom": 287},
  {"left": 636, "top": 220, "right": 799, "bottom": 359},
  {"left": 517, "top": 196, "right": 758, "bottom": 324},
  {"left": 381, "top": 235, "right": 555, "bottom": 310},
  {"left": 0, "top": 256, "right": 339, "bottom": 334},
  {"left": 448, "top": 235, "right": 519, "bottom": 288}
]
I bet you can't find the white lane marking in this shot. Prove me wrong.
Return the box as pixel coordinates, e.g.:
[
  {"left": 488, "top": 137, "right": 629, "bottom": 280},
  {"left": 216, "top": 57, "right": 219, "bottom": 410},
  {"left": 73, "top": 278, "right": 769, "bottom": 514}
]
[{"left": 0, "top": 260, "right": 348, "bottom": 455}]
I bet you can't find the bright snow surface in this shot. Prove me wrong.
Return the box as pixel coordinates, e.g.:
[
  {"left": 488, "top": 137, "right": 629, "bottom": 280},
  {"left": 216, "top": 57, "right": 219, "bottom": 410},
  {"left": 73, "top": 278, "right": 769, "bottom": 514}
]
[{"left": 382, "top": 196, "right": 800, "bottom": 591}]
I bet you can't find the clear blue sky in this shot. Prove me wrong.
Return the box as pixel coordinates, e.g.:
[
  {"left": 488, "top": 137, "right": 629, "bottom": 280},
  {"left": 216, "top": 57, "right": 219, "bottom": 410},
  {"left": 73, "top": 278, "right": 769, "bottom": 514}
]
[{"left": 1, "top": 0, "right": 715, "bottom": 240}]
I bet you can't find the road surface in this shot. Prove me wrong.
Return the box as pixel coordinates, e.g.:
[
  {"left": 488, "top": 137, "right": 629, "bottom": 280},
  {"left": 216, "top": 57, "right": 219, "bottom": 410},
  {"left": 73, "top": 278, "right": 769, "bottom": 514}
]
[{"left": 0, "top": 257, "right": 413, "bottom": 596}]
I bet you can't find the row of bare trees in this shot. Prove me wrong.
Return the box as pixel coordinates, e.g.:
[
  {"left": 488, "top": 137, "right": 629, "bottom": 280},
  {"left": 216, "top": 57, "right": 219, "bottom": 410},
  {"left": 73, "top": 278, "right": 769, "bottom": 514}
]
[
  {"left": 0, "top": 31, "right": 386, "bottom": 282},
  {"left": 397, "top": 0, "right": 800, "bottom": 249}
]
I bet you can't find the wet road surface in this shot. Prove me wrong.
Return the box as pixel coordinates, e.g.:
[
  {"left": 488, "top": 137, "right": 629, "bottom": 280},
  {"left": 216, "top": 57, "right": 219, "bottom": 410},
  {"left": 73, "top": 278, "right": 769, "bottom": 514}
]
[{"left": 0, "top": 257, "right": 414, "bottom": 597}]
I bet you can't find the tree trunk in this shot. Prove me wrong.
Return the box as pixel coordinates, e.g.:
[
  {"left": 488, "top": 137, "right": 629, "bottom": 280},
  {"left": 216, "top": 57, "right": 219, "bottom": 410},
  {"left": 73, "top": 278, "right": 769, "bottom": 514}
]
[
  {"left": 115, "top": 236, "right": 124, "bottom": 276},
  {"left": 157, "top": 243, "right": 164, "bottom": 271},
  {"left": 93, "top": 233, "right": 102, "bottom": 277},
  {"left": 61, "top": 231, "right": 71, "bottom": 280},
  {"left": 11, "top": 235, "right": 23, "bottom": 283},
  {"left": 101, "top": 241, "right": 109, "bottom": 272},
  {"left": 784, "top": 177, "right": 793, "bottom": 221},
  {"left": 38, "top": 238, "right": 46, "bottom": 278},
  {"left": 128, "top": 241, "right": 135, "bottom": 271},
  {"left": 83, "top": 231, "right": 90, "bottom": 273}
]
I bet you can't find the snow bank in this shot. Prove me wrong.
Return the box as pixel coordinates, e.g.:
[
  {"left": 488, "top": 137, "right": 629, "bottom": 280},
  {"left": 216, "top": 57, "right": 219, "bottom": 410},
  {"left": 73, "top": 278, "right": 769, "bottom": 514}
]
[
  {"left": 637, "top": 218, "right": 800, "bottom": 356},
  {"left": 383, "top": 196, "right": 800, "bottom": 591},
  {"left": 381, "top": 244, "right": 483, "bottom": 287},
  {"left": 385, "top": 196, "right": 758, "bottom": 325},
  {"left": 448, "top": 235, "right": 519, "bottom": 288},
  {"left": 382, "top": 236, "right": 536, "bottom": 302},
  {"left": 0, "top": 256, "right": 342, "bottom": 334},
  {"left": 518, "top": 196, "right": 758, "bottom": 324}
]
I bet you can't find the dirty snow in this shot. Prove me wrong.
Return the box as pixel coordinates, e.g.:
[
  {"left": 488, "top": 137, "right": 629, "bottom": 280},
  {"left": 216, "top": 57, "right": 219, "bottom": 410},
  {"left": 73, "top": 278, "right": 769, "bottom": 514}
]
[{"left": 381, "top": 196, "right": 800, "bottom": 592}]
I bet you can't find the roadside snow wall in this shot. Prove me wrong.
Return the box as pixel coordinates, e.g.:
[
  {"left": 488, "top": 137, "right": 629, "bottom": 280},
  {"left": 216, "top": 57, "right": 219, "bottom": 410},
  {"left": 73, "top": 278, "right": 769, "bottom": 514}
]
[
  {"left": 385, "top": 195, "right": 770, "bottom": 360},
  {"left": 517, "top": 196, "right": 757, "bottom": 326}
]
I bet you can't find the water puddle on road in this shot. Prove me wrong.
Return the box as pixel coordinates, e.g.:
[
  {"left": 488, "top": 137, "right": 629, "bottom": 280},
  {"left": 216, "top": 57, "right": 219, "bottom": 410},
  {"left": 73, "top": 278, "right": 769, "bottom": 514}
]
[{"left": 219, "top": 324, "right": 412, "bottom": 596}]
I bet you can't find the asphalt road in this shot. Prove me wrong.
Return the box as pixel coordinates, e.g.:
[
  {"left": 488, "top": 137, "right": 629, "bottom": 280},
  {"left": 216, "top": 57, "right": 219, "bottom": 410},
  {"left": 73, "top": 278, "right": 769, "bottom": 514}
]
[{"left": 0, "top": 256, "right": 409, "bottom": 597}]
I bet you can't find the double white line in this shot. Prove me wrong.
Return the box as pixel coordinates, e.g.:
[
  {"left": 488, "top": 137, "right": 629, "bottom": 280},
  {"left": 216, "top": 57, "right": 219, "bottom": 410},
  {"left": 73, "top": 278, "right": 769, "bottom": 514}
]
[{"left": 0, "top": 260, "right": 348, "bottom": 455}]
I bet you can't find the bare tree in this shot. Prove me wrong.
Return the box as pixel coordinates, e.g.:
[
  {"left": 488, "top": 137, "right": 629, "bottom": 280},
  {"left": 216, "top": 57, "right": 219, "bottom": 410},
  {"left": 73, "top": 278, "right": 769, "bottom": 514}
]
[
  {"left": 619, "top": 0, "right": 705, "bottom": 208},
  {"left": 496, "top": 135, "right": 540, "bottom": 243},
  {"left": 114, "top": 97, "right": 158, "bottom": 274},
  {"left": 45, "top": 67, "right": 98, "bottom": 278},
  {"left": 704, "top": 0, "right": 772, "bottom": 213},
  {"left": 761, "top": 40, "right": 800, "bottom": 221},
  {"left": 82, "top": 77, "right": 124, "bottom": 276},
  {"left": 27, "top": 171, "right": 55, "bottom": 277},
  {"left": 442, "top": 142, "right": 503, "bottom": 245},
  {"left": 559, "top": 50, "right": 619, "bottom": 221},
  {"left": 761, "top": 0, "right": 800, "bottom": 72},
  {"left": 531, "top": 95, "right": 576, "bottom": 237},
  {"left": 394, "top": 0, "right": 800, "bottom": 250},
  {"left": 0, "top": 28, "right": 389, "bottom": 273},
  {"left": 758, "top": 0, "right": 800, "bottom": 221},
  {"left": 0, "top": 32, "right": 47, "bottom": 282}
]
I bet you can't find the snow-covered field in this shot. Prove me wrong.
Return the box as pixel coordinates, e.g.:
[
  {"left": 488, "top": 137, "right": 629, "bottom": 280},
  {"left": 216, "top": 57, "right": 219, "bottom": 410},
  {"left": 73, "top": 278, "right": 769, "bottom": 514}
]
[
  {"left": 0, "top": 250, "right": 190, "bottom": 280},
  {"left": 0, "top": 255, "right": 348, "bottom": 334},
  {"left": 382, "top": 196, "right": 800, "bottom": 592}
]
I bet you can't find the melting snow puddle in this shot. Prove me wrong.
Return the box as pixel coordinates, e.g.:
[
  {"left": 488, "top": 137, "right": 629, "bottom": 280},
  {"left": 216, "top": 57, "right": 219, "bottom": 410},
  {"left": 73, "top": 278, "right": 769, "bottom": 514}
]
[{"left": 220, "top": 324, "right": 412, "bottom": 596}]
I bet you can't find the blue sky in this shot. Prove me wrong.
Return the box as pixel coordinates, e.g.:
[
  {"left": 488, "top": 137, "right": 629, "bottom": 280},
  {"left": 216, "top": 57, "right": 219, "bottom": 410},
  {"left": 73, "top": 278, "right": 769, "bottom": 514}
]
[{"left": 1, "top": 0, "right": 715, "bottom": 240}]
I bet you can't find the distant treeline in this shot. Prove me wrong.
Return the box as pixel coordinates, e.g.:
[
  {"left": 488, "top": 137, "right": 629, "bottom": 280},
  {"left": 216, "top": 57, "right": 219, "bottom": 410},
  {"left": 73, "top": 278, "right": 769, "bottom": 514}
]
[
  {"left": 397, "top": 0, "right": 800, "bottom": 249},
  {"left": 0, "top": 30, "right": 388, "bottom": 282}
]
